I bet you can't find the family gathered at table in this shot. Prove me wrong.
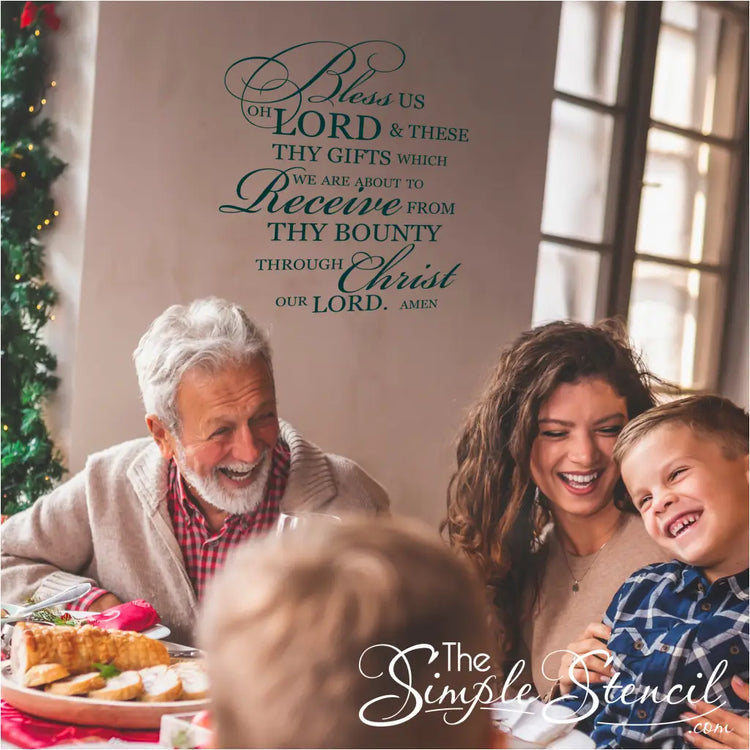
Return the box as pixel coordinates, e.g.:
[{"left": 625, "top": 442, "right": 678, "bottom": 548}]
[{"left": 1, "top": 297, "right": 748, "bottom": 749}]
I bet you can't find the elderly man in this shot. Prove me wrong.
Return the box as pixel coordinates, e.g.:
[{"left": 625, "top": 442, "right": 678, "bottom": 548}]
[{"left": 1, "top": 298, "right": 389, "bottom": 645}]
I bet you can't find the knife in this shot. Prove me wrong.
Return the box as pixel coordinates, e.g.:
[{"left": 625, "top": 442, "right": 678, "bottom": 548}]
[{"left": 0, "top": 583, "right": 93, "bottom": 625}]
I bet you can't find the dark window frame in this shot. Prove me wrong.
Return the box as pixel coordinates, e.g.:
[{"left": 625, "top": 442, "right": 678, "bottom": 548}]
[{"left": 539, "top": 0, "right": 748, "bottom": 391}]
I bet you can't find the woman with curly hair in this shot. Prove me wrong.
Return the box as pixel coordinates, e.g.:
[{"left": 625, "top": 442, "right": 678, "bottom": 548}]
[{"left": 444, "top": 320, "right": 670, "bottom": 699}]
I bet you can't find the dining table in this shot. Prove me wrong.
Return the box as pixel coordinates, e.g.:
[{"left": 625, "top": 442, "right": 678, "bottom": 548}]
[
  {"left": 0, "top": 697, "right": 162, "bottom": 749},
  {"left": 0, "top": 601, "right": 207, "bottom": 750}
]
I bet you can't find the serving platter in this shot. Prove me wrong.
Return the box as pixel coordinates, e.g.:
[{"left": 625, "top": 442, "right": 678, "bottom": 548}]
[{"left": 0, "top": 660, "right": 209, "bottom": 729}]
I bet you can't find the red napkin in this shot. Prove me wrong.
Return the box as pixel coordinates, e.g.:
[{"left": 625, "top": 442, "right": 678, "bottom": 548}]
[
  {"left": 1, "top": 699, "right": 159, "bottom": 748},
  {"left": 86, "top": 599, "right": 160, "bottom": 632}
]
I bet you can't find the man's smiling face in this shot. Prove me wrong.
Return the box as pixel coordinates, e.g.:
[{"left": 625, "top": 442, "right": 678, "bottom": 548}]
[{"left": 164, "top": 358, "right": 279, "bottom": 515}]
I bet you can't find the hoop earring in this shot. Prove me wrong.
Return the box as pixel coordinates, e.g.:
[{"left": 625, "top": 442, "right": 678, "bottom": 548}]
[
  {"left": 532, "top": 484, "right": 550, "bottom": 512},
  {"left": 531, "top": 485, "right": 544, "bottom": 548},
  {"left": 531, "top": 484, "right": 553, "bottom": 550}
]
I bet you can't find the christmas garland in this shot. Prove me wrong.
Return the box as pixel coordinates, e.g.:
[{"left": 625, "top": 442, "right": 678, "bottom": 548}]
[{"left": 1, "top": 1, "right": 65, "bottom": 514}]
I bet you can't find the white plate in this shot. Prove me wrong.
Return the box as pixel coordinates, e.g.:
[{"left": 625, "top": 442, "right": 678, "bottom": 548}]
[
  {"left": 498, "top": 727, "right": 595, "bottom": 749},
  {"left": 492, "top": 698, "right": 595, "bottom": 748},
  {"left": 0, "top": 661, "right": 209, "bottom": 730},
  {"left": 0, "top": 605, "right": 171, "bottom": 640},
  {"left": 548, "top": 729, "right": 595, "bottom": 748}
]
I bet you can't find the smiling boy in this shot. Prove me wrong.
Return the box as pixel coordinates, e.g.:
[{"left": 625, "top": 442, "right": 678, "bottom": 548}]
[
  {"left": 620, "top": 396, "right": 748, "bottom": 586},
  {"left": 566, "top": 395, "right": 749, "bottom": 748}
]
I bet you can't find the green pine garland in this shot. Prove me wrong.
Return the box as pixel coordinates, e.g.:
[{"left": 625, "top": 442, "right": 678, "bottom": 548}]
[{"left": 1, "top": 1, "right": 66, "bottom": 514}]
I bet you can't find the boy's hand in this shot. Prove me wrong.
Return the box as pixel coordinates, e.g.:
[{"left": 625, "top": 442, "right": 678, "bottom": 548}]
[
  {"left": 557, "top": 621, "right": 614, "bottom": 695},
  {"left": 682, "top": 675, "right": 749, "bottom": 749}
]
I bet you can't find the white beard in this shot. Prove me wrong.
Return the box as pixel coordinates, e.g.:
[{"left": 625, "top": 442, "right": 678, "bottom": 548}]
[{"left": 174, "top": 441, "right": 272, "bottom": 515}]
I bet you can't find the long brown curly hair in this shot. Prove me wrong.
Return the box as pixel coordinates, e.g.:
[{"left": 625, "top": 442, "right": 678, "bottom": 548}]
[{"left": 443, "top": 319, "right": 663, "bottom": 675}]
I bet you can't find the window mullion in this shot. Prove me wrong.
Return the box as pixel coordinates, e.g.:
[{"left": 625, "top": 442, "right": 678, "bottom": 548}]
[
  {"left": 697, "top": 1, "right": 749, "bottom": 23},
  {"left": 647, "top": 118, "right": 741, "bottom": 150},
  {"left": 716, "top": 32, "right": 749, "bottom": 391},
  {"left": 632, "top": 253, "right": 724, "bottom": 274},
  {"left": 540, "top": 233, "right": 610, "bottom": 254},
  {"left": 553, "top": 90, "right": 622, "bottom": 116},
  {"left": 604, "top": 1, "right": 663, "bottom": 319}
]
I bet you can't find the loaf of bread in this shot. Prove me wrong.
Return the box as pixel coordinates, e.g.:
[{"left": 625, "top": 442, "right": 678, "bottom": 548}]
[{"left": 10, "top": 622, "right": 170, "bottom": 677}]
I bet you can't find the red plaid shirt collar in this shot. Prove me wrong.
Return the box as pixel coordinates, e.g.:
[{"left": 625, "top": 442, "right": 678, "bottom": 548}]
[{"left": 166, "top": 437, "right": 291, "bottom": 600}]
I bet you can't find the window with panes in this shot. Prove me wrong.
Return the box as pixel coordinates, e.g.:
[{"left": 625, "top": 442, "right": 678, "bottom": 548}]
[{"left": 533, "top": 0, "right": 747, "bottom": 391}]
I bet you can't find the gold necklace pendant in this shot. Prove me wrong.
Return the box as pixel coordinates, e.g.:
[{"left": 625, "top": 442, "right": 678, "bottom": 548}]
[{"left": 561, "top": 515, "right": 626, "bottom": 594}]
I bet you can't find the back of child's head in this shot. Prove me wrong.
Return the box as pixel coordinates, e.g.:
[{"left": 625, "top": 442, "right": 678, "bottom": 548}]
[
  {"left": 614, "top": 394, "right": 749, "bottom": 466},
  {"left": 198, "top": 517, "right": 499, "bottom": 749}
]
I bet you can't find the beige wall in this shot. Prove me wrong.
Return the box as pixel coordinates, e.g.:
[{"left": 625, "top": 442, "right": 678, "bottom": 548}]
[
  {"left": 44, "top": 1, "right": 99, "bottom": 459},
  {"left": 719, "top": 180, "right": 749, "bottom": 410},
  {"left": 51, "top": 1, "right": 561, "bottom": 524}
]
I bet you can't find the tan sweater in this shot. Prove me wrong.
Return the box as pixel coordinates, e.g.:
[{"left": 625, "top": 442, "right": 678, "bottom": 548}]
[
  {"left": 1, "top": 421, "right": 389, "bottom": 646},
  {"left": 521, "top": 513, "right": 669, "bottom": 698}
]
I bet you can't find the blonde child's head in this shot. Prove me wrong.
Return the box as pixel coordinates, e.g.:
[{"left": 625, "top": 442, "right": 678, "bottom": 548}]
[
  {"left": 199, "top": 517, "right": 501, "bottom": 748},
  {"left": 614, "top": 395, "right": 749, "bottom": 582}
]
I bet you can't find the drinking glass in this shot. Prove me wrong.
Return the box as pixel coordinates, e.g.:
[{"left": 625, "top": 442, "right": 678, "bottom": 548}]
[{"left": 276, "top": 511, "right": 342, "bottom": 534}]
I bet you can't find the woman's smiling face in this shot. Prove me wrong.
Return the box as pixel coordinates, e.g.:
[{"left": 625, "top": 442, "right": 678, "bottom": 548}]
[{"left": 530, "top": 377, "right": 628, "bottom": 523}]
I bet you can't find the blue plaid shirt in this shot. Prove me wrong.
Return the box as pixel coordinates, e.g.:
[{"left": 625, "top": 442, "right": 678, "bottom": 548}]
[{"left": 563, "top": 562, "right": 748, "bottom": 748}]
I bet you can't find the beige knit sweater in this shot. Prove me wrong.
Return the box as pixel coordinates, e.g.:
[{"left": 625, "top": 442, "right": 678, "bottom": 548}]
[
  {"left": 521, "top": 513, "right": 669, "bottom": 698},
  {"left": 1, "top": 421, "right": 389, "bottom": 646}
]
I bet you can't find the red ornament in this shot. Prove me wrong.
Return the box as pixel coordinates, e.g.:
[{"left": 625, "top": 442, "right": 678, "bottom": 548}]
[
  {"left": 1, "top": 168, "right": 17, "bottom": 200},
  {"left": 19, "top": 3, "right": 36, "bottom": 28},
  {"left": 20, "top": 2, "right": 60, "bottom": 31}
]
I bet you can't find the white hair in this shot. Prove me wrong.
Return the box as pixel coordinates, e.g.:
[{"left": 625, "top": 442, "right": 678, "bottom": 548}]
[{"left": 133, "top": 297, "right": 272, "bottom": 431}]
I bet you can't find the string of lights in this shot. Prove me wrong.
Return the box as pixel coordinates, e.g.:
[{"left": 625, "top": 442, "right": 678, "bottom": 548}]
[{"left": 1, "top": 1, "right": 66, "bottom": 514}]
